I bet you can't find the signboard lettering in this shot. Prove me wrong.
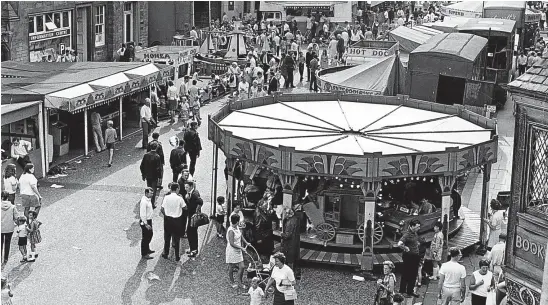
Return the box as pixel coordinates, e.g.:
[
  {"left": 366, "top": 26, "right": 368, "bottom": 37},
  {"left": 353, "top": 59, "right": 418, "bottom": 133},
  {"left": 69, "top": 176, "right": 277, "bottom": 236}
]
[
  {"left": 144, "top": 53, "right": 171, "bottom": 60},
  {"left": 30, "top": 29, "right": 71, "bottom": 42},
  {"left": 515, "top": 227, "right": 546, "bottom": 268},
  {"left": 347, "top": 47, "right": 394, "bottom": 57},
  {"left": 320, "top": 79, "right": 382, "bottom": 96}
]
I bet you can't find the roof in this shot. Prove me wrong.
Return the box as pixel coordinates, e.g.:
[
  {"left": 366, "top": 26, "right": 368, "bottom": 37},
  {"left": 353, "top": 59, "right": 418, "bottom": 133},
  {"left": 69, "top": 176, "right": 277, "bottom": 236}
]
[
  {"left": 411, "top": 33, "right": 487, "bottom": 62},
  {"left": 1, "top": 101, "right": 41, "bottom": 115},
  {"left": 389, "top": 26, "right": 438, "bottom": 52},
  {"left": 483, "top": 1, "right": 526, "bottom": 9},
  {"left": 459, "top": 18, "right": 516, "bottom": 34},
  {"left": 440, "top": 1, "right": 483, "bottom": 18},
  {"left": 507, "top": 58, "right": 548, "bottom": 96}
]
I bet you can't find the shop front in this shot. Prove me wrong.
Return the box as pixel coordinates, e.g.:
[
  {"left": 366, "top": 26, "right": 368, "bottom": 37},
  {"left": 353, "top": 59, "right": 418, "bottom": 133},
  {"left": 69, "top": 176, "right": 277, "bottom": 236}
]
[
  {"left": 28, "top": 10, "right": 73, "bottom": 62},
  {"left": 505, "top": 58, "right": 548, "bottom": 305},
  {"left": 1, "top": 101, "right": 46, "bottom": 178},
  {"left": 1, "top": 61, "right": 174, "bottom": 172}
]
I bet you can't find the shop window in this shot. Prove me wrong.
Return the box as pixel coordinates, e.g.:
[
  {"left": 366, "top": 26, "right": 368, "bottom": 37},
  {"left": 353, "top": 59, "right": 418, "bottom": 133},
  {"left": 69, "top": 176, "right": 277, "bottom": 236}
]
[
  {"left": 228, "top": 1, "right": 234, "bottom": 11},
  {"left": 28, "top": 17, "right": 35, "bottom": 34},
  {"left": 527, "top": 126, "right": 548, "bottom": 216},
  {"left": 36, "top": 15, "right": 44, "bottom": 33},
  {"left": 124, "top": 2, "right": 134, "bottom": 43},
  {"left": 95, "top": 5, "right": 105, "bottom": 46},
  {"left": 62, "top": 11, "right": 69, "bottom": 28},
  {"left": 54, "top": 13, "right": 61, "bottom": 28}
]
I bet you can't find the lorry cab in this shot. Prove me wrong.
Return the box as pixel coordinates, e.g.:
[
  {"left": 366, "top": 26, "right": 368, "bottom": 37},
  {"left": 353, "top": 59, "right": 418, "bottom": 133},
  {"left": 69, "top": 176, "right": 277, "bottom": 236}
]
[{"left": 261, "top": 11, "right": 284, "bottom": 25}]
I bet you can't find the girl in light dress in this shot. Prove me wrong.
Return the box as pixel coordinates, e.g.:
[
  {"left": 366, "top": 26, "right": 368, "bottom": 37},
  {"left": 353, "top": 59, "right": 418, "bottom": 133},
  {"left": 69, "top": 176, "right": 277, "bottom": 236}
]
[
  {"left": 26, "top": 210, "right": 42, "bottom": 262},
  {"left": 429, "top": 222, "right": 444, "bottom": 280},
  {"left": 179, "top": 96, "right": 190, "bottom": 128}
]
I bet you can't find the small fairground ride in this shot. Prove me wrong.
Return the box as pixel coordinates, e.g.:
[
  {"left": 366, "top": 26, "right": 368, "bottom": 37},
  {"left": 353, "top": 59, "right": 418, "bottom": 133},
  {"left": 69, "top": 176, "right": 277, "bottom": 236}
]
[
  {"left": 193, "top": 30, "right": 251, "bottom": 76},
  {"left": 208, "top": 93, "right": 498, "bottom": 271}
]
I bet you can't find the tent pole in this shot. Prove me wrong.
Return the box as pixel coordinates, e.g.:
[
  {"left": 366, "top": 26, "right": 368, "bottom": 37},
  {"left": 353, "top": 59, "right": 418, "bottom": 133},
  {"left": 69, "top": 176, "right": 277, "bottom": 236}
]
[
  {"left": 84, "top": 108, "right": 89, "bottom": 156},
  {"left": 210, "top": 143, "right": 216, "bottom": 216},
  {"left": 43, "top": 107, "right": 50, "bottom": 174},
  {"left": 119, "top": 96, "right": 123, "bottom": 139},
  {"left": 38, "top": 103, "right": 46, "bottom": 177},
  {"left": 213, "top": 144, "right": 219, "bottom": 215}
]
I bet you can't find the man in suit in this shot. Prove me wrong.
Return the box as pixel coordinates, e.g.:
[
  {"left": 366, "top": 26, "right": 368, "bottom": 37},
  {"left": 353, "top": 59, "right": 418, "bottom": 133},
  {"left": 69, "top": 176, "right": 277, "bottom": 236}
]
[
  {"left": 183, "top": 122, "right": 202, "bottom": 176},
  {"left": 147, "top": 132, "right": 165, "bottom": 189},
  {"left": 140, "top": 142, "right": 162, "bottom": 207},
  {"left": 169, "top": 139, "right": 186, "bottom": 182}
]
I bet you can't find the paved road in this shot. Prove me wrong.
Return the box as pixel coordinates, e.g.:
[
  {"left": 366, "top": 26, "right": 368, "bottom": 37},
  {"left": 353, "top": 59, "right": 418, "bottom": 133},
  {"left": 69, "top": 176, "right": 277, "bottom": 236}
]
[{"left": 2, "top": 82, "right": 380, "bottom": 305}]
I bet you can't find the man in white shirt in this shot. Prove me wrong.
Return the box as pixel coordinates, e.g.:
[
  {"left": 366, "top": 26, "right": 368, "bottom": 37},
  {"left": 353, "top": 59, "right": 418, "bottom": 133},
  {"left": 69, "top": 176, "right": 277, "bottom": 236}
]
[
  {"left": 438, "top": 247, "right": 467, "bottom": 304},
  {"left": 11, "top": 138, "right": 32, "bottom": 169},
  {"left": 140, "top": 187, "right": 155, "bottom": 259},
  {"left": 487, "top": 233, "right": 506, "bottom": 278},
  {"left": 161, "top": 183, "right": 187, "bottom": 262},
  {"left": 238, "top": 77, "right": 250, "bottom": 100},
  {"left": 189, "top": 26, "right": 199, "bottom": 46},
  {"left": 248, "top": 53, "right": 257, "bottom": 68},
  {"left": 140, "top": 99, "right": 153, "bottom": 149},
  {"left": 282, "top": 21, "right": 290, "bottom": 33},
  {"left": 517, "top": 51, "right": 528, "bottom": 75}
]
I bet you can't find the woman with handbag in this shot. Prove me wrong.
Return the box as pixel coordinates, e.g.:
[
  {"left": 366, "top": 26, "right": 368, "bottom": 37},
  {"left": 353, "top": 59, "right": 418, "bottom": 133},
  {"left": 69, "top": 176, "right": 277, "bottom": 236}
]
[
  {"left": 226, "top": 213, "right": 250, "bottom": 289},
  {"left": 265, "top": 252, "right": 297, "bottom": 305},
  {"left": 469, "top": 259, "right": 495, "bottom": 305}
]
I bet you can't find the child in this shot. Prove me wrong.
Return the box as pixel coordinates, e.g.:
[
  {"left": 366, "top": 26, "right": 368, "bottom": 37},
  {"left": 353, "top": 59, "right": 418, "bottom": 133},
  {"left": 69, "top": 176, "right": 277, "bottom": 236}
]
[
  {"left": 15, "top": 216, "right": 28, "bottom": 263},
  {"left": 104, "top": 120, "right": 117, "bottom": 167},
  {"left": 3, "top": 164, "right": 18, "bottom": 204},
  {"left": 179, "top": 96, "right": 190, "bottom": 128},
  {"left": 320, "top": 49, "right": 329, "bottom": 69},
  {"left": 392, "top": 293, "right": 404, "bottom": 305},
  {"left": 26, "top": 210, "right": 42, "bottom": 262},
  {"left": 215, "top": 196, "right": 227, "bottom": 238},
  {"left": 298, "top": 51, "right": 306, "bottom": 82},
  {"left": 429, "top": 222, "right": 444, "bottom": 280},
  {"left": 1, "top": 277, "right": 13, "bottom": 305},
  {"left": 245, "top": 277, "right": 264, "bottom": 305}
]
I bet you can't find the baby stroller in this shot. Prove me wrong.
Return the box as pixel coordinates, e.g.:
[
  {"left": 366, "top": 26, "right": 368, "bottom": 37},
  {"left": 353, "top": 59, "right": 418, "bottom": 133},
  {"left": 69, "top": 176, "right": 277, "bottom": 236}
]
[{"left": 244, "top": 244, "right": 273, "bottom": 290}]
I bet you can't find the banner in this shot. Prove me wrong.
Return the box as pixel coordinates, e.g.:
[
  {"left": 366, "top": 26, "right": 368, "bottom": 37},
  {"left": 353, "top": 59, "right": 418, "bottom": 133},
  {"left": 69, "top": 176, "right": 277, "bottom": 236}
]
[{"left": 317, "top": 76, "right": 382, "bottom": 96}]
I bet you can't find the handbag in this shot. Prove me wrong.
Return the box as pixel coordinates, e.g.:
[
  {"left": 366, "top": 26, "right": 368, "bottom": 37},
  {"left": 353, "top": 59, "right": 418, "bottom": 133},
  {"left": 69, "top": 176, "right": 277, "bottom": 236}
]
[
  {"left": 190, "top": 212, "right": 210, "bottom": 227},
  {"left": 283, "top": 287, "right": 297, "bottom": 301}
]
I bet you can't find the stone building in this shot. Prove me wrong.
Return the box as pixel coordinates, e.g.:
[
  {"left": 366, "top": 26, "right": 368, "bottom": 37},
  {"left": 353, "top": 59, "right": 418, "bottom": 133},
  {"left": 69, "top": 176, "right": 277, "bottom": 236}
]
[{"left": 1, "top": 1, "right": 148, "bottom": 62}]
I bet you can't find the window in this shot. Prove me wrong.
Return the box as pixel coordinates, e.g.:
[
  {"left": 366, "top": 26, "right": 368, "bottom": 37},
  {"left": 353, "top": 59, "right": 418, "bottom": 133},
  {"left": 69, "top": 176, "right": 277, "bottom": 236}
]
[
  {"left": 527, "top": 126, "right": 548, "bottom": 216},
  {"left": 228, "top": 1, "right": 234, "bottom": 11},
  {"left": 124, "top": 2, "right": 133, "bottom": 43},
  {"left": 95, "top": 6, "right": 105, "bottom": 46},
  {"left": 36, "top": 15, "right": 43, "bottom": 32},
  {"left": 54, "top": 13, "right": 61, "bottom": 28},
  {"left": 62, "top": 11, "right": 69, "bottom": 28},
  {"left": 29, "top": 17, "right": 35, "bottom": 34},
  {"left": 28, "top": 11, "right": 71, "bottom": 35}
]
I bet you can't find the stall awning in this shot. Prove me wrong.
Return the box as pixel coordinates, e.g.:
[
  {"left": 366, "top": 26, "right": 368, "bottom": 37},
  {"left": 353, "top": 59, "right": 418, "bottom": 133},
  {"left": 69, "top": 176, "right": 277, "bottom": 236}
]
[
  {"left": 1, "top": 101, "right": 41, "bottom": 126},
  {"left": 412, "top": 33, "right": 488, "bottom": 63},
  {"left": 1, "top": 62, "right": 174, "bottom": 113},
  {"left": 440, "top": 2, "right": 483, "bottom": 18}
]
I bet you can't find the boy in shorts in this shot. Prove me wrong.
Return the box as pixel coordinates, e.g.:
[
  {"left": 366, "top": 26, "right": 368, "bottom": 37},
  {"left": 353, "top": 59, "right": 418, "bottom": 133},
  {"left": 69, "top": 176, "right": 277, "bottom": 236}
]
[{"left": 104, "top": 120, "right": 117, "bottom": 167}]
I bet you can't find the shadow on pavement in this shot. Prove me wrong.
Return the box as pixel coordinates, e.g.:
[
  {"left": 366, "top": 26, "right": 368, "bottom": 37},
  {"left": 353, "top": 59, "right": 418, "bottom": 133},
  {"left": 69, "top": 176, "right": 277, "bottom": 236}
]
[{"left": 121, "top": 259, "right": 148, "bottom": 305}]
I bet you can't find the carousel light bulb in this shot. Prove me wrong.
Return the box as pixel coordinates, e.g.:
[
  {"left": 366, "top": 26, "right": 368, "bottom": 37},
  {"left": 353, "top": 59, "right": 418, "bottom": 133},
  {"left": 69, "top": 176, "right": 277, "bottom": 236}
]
[
  {"left": 397, "top": 179, "right": 400, "bottom": 183},
  {"left": 430, "top": 179, "right": 434, "bottom": 183},
  {"left": 345, "top": 179, "right": 348, "bottom": 182},
  {"left": 311, "top": 176, "right": 314, "bottom": 180},
  {"left": 339, "top": 184, "right": 343, "bottom": 188},
  {"left": 384, "top": 182, "right": 388, "bottom": 186},
  {"left": 423, "top": 177, "right": 427, "bottom": 181},
  {"left": 404, "top": 178, "right": 407, "bottom": 181},
  {"left": 350, "top": 185, "right": 354, "bottom": 188},
  {"left": 357, "top": 184, "right": 360, "bottom": 188}
]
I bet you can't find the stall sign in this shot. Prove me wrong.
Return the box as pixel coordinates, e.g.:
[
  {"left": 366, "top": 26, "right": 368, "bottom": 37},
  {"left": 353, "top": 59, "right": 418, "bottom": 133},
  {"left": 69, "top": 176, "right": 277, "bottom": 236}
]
[
  {"left": 178, "top": 48, "right": 197, "bottom": 65},
  {"left": 484, "top": 9, "right": 523, "bottom": 26},
  {"left": 318, "top": 77, "right": 382, "bottom": 96},
  {"left": 440, "top": 7, "right": 483, "bottom": 18},
  {"left": 30, "top": 29, "right": 71, "bottom": 43},
  {"left": 515, "top": 227, "right": 546, "bottom": 269},
  {"left": 347, "top": 47, "right": 395, "bottom": 57},
  {"left": 525, "top": 11, "right": 541, "bottom": 24}
]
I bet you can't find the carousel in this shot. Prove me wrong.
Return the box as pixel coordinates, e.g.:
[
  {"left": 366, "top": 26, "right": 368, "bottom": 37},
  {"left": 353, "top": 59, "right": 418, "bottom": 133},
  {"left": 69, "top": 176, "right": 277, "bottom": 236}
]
[
  {"left": 208, "top": 93, "right": 498, "bottom": 270},
  {"left": 193, "top": 30, "right": 251, "bottom": 76}
]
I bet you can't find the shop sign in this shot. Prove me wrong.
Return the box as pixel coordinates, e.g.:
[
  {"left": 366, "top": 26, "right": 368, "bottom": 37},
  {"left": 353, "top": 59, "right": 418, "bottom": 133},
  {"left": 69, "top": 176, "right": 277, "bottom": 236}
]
[
  {"left": 440, "top": 7, "right": 483, "bottom": 18},
  {"left": 515, "top": 227, "right": 546, "bottom": 268},
  {"left": 525, "top": 12, "right": 541, "bottom": 24},
  {"left": 30, "top": 29, "right": 71, "bottom": 43},
  {"left": 318, "top": 78, "right": 382, "bottom": 96},
  {"left": 484, "top": 9, "right": 523, "bottom": 26},
  {"left": 347, "top": 47, "right": 394, "bottom": 57}
]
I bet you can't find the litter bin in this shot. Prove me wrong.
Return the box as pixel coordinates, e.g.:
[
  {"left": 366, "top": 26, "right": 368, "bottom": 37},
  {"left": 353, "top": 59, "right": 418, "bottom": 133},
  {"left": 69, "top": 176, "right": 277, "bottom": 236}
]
[{"left": 497, "top": 191, "right": 511, "bottom": 209}]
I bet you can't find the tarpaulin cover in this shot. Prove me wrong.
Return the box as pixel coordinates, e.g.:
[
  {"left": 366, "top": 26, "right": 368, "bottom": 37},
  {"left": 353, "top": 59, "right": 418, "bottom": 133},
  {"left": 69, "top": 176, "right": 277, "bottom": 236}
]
[
  {"left": 389, "top": 26, "right": 438, "bottom": 52},
  {"left": 321, "top": 56, "right": 397, "bottom": 95},
  {"left": 412, "top": 33, "right": 487, "bottom": 62}
]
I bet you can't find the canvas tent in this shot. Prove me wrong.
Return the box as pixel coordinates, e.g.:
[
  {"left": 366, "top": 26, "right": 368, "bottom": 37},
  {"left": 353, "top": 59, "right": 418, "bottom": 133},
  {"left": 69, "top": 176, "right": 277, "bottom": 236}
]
[
  {"left": 440, "top": 2, "right": 483, "bottom": 18},
  {"left": 317, "top": 55, "right": 403, "bottom": 96},
  {"left": 389, "top": 26, "right": 442, "bottom": 53}
]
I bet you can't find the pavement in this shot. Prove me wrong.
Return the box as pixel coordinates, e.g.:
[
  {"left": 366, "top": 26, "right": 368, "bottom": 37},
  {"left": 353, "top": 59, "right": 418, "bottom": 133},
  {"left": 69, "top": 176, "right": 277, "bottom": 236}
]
[{"left": 1, "top": 68, "right": 516, "bottom": 305}]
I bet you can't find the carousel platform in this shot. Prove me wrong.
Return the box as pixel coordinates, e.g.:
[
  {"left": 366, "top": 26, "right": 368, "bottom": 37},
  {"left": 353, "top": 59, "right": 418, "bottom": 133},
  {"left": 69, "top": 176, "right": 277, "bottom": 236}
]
[{"left": 273, "top": 207, "right": 480, "bottom": 268}]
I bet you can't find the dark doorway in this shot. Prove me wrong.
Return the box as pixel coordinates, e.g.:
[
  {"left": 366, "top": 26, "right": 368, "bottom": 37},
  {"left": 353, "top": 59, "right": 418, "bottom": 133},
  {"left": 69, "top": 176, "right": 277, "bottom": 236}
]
[
  {"left": 194, "top": 2, "right": 210, "bottom": 29},
  {"left": 210, "top": 1, "right": 222, "bottom": 24},
  {"left": 436, "top": 75, "right": 465, "bottom": 105}
]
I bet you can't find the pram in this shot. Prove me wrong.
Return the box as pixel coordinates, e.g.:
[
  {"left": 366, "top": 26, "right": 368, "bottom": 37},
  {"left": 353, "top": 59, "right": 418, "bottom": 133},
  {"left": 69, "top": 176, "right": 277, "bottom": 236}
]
[{"left": 243, "top": 244, "right": 273, "bottom": 290}]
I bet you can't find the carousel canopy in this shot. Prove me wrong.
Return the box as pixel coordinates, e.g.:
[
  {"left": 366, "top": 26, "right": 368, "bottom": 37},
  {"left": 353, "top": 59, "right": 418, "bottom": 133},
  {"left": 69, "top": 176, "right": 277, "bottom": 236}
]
[
  {"left": 217, "top": 100, "right": 493, "bottom": 155},
  {"left": 320, "top": 56, "right": 397, "bottom": 95}
]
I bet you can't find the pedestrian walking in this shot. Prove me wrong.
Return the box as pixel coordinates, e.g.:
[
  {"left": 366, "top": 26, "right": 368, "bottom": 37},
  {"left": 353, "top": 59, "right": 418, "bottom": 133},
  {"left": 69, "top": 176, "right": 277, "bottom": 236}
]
[
  {"left": 140, "top": 142, "right": 163, "bottom": 207},
  {"left": 282, "top": 53, "right": 296, "bottom": 88},
  {"left": 188, "top": 80, "right": 202, "bottom": 126},
  {"left": 485, "top": 199, "right": 505, "bottom": 250},
  {"left": 10, "top": 138, "right": 32, "bottom": 169},
  {"left": 1, "top": 277, "right": 13, "bottom": 305},
  {"left": 487, "top": 233, "right": 506, "bottom": 278},
  {"left": 139, "top": 187, "right": 154, "bottom": 259},
  {"left": 147, "top": 132, "right": 165, "bottom": 189},
  {"left": 26, "top": 210, "right": 41, "bottom": 262},
  {"left": 264, "top": 252, "right": 297, "bottom": 305},
  {"left": 376, "top": 261, "right": 396, "bottom": 305},
  {"left": 166, "top": 80, "right": 179, "bottom": 124},
  {"left": 182, "top": 121, "right": 202, "bottom": 176},
  {"left": 397, "top": 219, "right": 421, "bottom": 297},
  {"left": 15, "top": 216, "right": 28, "bottom": 263},
  {"left": 19, "top": 164, "right": 42, "bottom": 219},
  {"left": 179, "top": 97, "right": 190, "bottom": 128},
  {"left": 140, "top": 98, "right": 154, "bottom": 149},
  {"left": 309, "top": 53, "right": 319, "bottom": 92},
  {"left": 169, "top": 139, "right": 186, "bottom": 182},
  {"left": 438, "top": 247, "right": 467, "bottom": 305},
  {"left": 268, "top": 71, "right": 279, "bottom": 95},
  {"left": 1, "top": 191, "right": 18, "bottom": 264},
  {"left": 184, "top": 181, "right": 203, "bottom": 257},
  {"left": 104, "top": 120, "right": 117, "bottom": 167},
  {"left": 90, "top": 111, "right": 105, "bottom": 153},
  {"left": 3, "top": 164, "right": 17, "bottom": 204},
  {"left": 245, "top": 277, "right": 265, "bottom": 305},
  {"left": 280, "top": 207, "right": 300, "bottom": 276},
  {"left": 336, "top": 34, "right": 345, "bottom": 62},
  {"left": 429, "top": 222, "right": 444, "bottom": 280},
  {"left": 215, "top": 196, "right": 227, "bottom": 238},
  {"left": 226, "top": 213, "right": 249, "bottom": 289},
  {"left": 161, "top": 183, "right": 186, "bottom": 262},
  {"left": 469, "top": 259, "right": 494, "bottom": 305}
]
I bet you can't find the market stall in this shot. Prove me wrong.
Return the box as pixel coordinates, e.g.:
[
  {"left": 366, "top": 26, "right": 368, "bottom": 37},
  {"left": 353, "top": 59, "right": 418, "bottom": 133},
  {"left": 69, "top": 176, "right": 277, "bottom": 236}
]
[
  {"left": 317, "top": 55, "right": 404, "bottom": 96},
  {"left": 389, "top": 26, "right": 441, "bottom": 53},
  {"left": 409, "top": 33, "right": 493, "bottom": 107},
  {"left": 209, "top": 93, "right": 498, "bottom": 270},
  {"left": 1, "top": 61, "right": 174, "bottom": 170},
  {"left": 439, "top": 1, "right": 483, "bottom": 19},
  {"left": 344, "top": 40, "right": 399, "bottom": 65},
  {"left": 193, "top": 30, "right": 250, "bottom": 76}
]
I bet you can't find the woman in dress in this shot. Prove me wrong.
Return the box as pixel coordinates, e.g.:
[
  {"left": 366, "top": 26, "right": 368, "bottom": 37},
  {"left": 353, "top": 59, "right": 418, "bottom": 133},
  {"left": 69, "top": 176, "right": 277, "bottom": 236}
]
[
  {"left": 429, "top": 222, "right": 444, "bottom": 280},
  {"left": 485, "top": 199, "right": 505, "bottom": 250},
  {"left": 265, "top": 252, "right": 297, "bottom": 305},
  {"left": 328, "top": 36, "right": 338, "bottom": 65},
  {"left": 226, "top": 213, "right": 249, "bottom": 289}
]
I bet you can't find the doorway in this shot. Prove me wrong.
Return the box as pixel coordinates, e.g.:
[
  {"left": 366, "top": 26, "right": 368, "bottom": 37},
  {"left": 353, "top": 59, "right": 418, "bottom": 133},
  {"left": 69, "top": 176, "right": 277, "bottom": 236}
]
[
  {"left": 76, "top": 7, "right": 91, "bottom": 61},
  {"left": 436, "top": 75, "right": 465, "bottom": 105},
  {"left": 194, "top": 2, "right": 210, "bottom": 29}
]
